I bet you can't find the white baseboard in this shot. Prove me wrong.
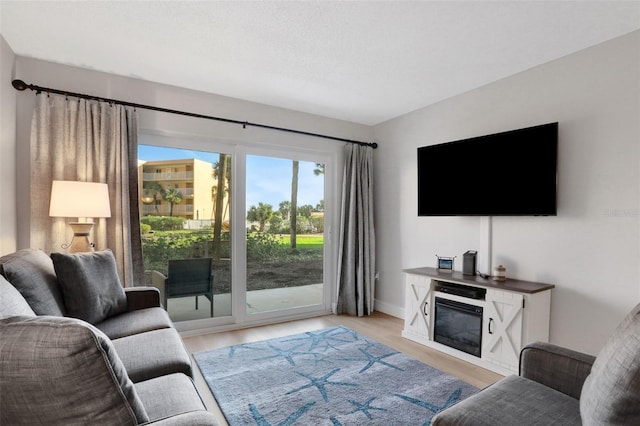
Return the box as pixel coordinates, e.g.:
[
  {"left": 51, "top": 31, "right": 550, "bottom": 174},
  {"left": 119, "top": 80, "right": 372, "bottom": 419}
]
[
  {"left": 330, "top": 299, "right": 404, "bottom": 319},
  {"left": 374, "top": 298, "right": 404, "bottom": 319}
]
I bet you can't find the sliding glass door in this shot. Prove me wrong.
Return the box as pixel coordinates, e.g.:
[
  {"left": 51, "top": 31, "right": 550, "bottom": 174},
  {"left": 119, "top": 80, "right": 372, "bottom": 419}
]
[
  {"left": 137, "top": 134, "right": 334, "bottom": 328},
  {"left": 138, "top": 144, "right": 232, "bottom": 323},
  {"left": 245, "top": 155, "right": 326, "bottom": 315}
]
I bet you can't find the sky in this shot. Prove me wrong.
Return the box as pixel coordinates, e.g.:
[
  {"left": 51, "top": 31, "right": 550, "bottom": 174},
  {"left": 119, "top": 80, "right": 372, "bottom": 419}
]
[{"left": 138, "top": 145, "right": 324, "bottom": 211}]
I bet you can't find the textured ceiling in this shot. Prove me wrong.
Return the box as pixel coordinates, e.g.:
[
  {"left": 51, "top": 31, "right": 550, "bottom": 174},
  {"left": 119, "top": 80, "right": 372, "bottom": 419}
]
[{"left": 1, "top": 1, "right": 639, "bottom": 125}]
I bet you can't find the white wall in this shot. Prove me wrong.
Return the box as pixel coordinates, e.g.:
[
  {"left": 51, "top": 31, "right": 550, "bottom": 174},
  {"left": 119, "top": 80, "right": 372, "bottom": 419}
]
[
  {"left": 374, "top": 31, "right": 640, "bottom": 355},
  {"left": 7, "top": 31, "right": 639, "bottom": 355},
  {"left": 13, "top": 57, "right": 373, "bottom": 249},
  {"left": 0, "top": 35, "right": 17, "bottom": 255}
]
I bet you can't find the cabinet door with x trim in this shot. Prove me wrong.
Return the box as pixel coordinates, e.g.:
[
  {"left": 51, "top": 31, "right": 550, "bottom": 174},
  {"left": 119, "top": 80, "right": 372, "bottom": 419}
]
[
  {"left": 404, "top": 274, "right": 432, "bottom": 341},
  {"left": 482, "top": 288, "right": 524, "bottom": 372}
]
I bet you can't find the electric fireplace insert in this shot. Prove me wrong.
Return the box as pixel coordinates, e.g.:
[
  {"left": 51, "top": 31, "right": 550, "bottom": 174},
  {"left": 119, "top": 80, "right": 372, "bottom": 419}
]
[{"left": 434, "top": 297, "right": 483, "bottom": 357}]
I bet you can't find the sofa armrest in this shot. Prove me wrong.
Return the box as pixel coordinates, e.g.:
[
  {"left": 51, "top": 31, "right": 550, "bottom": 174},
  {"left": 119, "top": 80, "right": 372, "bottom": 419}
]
[
  {"left": 519, "top": 341, "right": 596, "bottom": 399},
  {"left": 145, "top": 410, "right": 218, "bottom": 425},
  {"left": 125, "top": 287, "right": 161, "bottom": 311}
]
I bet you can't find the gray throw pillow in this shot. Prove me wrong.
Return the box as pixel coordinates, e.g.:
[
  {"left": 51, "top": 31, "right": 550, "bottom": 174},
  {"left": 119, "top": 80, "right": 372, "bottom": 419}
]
[
  {"left": 0, "top": 249, "right": 66, "bottom": 316},
  {"left": 51, "top": 250, "right": 127, "bottom": 324},
  {"left": 0, "top": 275, "right": 36, "bottom": 317},
  {"left": 580, "top": 302, "right": 640, "bottom": 425},
  {"left": 0, "top": 315, "right": 149, "bottom": 424}
]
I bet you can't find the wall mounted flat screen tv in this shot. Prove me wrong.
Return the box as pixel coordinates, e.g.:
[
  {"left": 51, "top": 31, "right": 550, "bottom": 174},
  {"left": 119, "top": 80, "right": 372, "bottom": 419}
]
[{"left": 418, "top": 122, "right": 558, "bottom": 216}]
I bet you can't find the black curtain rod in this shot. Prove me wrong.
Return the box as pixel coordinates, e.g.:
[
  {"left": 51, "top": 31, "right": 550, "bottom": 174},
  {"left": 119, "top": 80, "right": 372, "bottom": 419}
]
[{"left": 11, "top": 79, "right": 377, "bottom": 149}]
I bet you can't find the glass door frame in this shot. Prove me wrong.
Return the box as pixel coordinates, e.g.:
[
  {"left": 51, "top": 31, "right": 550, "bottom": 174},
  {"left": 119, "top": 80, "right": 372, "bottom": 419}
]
[
  {"left": 232, "top": 144, "right": 337, "bottom": 326},
  {"left": 139, "top": 131, "right": 339, "bottom": 333}
]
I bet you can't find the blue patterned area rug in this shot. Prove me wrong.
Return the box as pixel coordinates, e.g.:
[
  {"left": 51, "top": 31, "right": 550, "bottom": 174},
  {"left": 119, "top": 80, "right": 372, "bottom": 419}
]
[{"left": 193, "top": 326, "right": 478, "bottom": 425}]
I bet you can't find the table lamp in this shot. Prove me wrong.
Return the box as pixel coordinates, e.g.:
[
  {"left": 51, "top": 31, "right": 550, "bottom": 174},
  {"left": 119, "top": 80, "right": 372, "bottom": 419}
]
[{"left": 49, "top": 180, "right": 112, "bottom": 252}]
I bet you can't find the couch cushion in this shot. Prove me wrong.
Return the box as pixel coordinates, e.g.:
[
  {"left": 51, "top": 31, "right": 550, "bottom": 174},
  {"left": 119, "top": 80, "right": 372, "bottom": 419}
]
[
  {"left": 431, "top": 375, "right": 581, "bottom": 426},
  {"left": 0, "top": 249, "right": 66, "bottom": 316},
  {"left": 0, "top": 275, "right": 36, "bottom": 317},
  {"left": 112, "top": 327, "right": 193, "bottom": 383},
  {"left": 580, "top": 302, "right": 640, "bottom": 425},
  {"left": 135, "top": 373, "right": 207, "bottom": 422},
  {"left": 0, "top": 315, "right": 149, "bottom": 425},
  {"left": 95, "top": 307, "right": 173, "bottom": 340},
  {"left": 51, "top": 249, "right": 127, "bottom": 325}
]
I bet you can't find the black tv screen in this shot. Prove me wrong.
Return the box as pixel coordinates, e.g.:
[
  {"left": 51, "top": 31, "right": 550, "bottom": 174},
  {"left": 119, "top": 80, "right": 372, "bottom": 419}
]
[{"left": 417, "top": 122, "right": 558, "bottom": 216}]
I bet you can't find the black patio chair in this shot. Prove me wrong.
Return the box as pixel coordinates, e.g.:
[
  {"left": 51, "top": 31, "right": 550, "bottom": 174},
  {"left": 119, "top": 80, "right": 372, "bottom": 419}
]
[{"left": 165, "top": 258, "right": 214, "bottom": 317}]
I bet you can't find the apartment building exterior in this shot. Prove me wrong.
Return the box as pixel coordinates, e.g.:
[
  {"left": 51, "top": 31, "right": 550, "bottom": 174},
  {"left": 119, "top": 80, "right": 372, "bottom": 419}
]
[{"left": 138, "top": 158, "right": 219, "bottom": 220}]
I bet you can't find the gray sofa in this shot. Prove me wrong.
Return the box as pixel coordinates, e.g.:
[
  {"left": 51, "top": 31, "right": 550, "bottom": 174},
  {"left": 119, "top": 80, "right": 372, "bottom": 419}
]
[
  {"left": 0, "top": 248, "right": 218, "bottom": 425},
  {"left": 432, "top": 302, "right": 640, "bottom": 425}
]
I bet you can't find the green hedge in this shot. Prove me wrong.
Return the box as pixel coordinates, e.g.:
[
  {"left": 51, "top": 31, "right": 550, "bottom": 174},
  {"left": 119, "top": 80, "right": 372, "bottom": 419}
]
[
  {"left": 141, "top": 215, "right": 185, "bottom": 231},
  {"left": 141, "top": 231, "right": 231, "bottom": 275},
  {"left": 141, "top": 228, "right": 322, "bottom": 275}
]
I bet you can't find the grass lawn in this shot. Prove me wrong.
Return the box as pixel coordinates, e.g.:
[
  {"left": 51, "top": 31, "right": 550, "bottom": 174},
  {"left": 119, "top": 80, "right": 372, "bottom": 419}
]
[{"left": 274, "top": 234, "right": 324, "bottom": 249}]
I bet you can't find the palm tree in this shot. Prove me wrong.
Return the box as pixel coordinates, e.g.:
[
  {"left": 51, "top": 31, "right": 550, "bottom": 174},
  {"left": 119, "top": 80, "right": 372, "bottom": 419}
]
[
  {"left": 213, "top": 155, "right": 232, "bottom": 222},
  {"left": 142, "top": 181, "right": 165, "bottom": 213},
  {"left": 278, "top": 201, "right": 291, "bottom": 221},
  {"left": 213, "top": 154, "right": 228, "bottom": 261},
  {"left": 290, "top": 161, "right": 299, "bottom": 249},
  {"left": 163, "top": 188, "right": 183, "bottom": 217},
  {"left": 247, "top": 202, "right": 274, "bottom": 232}
]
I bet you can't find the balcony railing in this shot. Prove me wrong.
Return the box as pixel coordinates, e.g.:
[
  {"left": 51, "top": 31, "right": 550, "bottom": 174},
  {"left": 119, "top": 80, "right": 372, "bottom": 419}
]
[
  {"left": 140, "top": 189, "right": 194, "bottom": 201},
  {"left": 176, "top": 188, "right": 194, "bottom": 198},
  {"left": 143, "top": 171, "right": 194, "bottom": 181}
]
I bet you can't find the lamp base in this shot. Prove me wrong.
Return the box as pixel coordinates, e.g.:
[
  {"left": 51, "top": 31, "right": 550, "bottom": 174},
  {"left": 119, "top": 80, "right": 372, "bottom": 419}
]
[{"left": 68, "top": 222, "right": 95, "bottom": 253}]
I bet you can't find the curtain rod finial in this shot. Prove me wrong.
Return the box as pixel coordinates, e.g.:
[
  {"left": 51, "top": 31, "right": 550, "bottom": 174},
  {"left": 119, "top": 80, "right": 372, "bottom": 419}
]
[
  {"left": 371, "top": 142, "right": 378, "bottom": 149},
  {"left": 11, "top": 79, "right": 28, "bottom": 91}
]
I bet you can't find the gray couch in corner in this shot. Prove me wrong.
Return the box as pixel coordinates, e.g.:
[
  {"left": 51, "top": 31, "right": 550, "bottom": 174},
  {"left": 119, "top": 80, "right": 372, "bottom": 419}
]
[
  {"left": 432, "top": 302, "right": 640, "bottom": 425},
  {"left": 0, "top": 249, "right": 217, "bottom": 425}
]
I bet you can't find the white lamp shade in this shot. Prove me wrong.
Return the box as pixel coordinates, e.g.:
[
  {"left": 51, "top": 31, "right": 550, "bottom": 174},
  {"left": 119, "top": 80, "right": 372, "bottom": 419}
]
[{"left": 49, "top": 180, "right": 112, "bottom": 219}]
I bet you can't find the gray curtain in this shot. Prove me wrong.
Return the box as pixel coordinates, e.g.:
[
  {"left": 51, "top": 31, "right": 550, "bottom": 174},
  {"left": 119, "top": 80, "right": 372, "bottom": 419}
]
[
  {"left": 30, "top": 93, "right": 144, "bottom": 287},
  {"left": 336, "top": 144, "right": 376, "bottom": 316}
]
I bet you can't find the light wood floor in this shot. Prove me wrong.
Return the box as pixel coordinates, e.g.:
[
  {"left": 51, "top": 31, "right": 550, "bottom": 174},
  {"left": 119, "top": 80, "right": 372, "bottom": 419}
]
[{"left": 182, "top": 312, "right": 504, "bottom": 425}]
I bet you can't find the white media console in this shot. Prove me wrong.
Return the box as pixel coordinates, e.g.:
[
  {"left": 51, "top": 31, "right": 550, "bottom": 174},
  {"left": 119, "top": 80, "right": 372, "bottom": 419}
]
[{"left": 402, "top": 267, "right": 554, "bottom": 376}]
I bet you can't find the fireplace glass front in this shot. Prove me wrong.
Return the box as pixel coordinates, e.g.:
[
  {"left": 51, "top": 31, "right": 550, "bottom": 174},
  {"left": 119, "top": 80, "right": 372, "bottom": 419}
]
[{"left": 434, "top": 297, "right": 483, "bottom": 357}]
